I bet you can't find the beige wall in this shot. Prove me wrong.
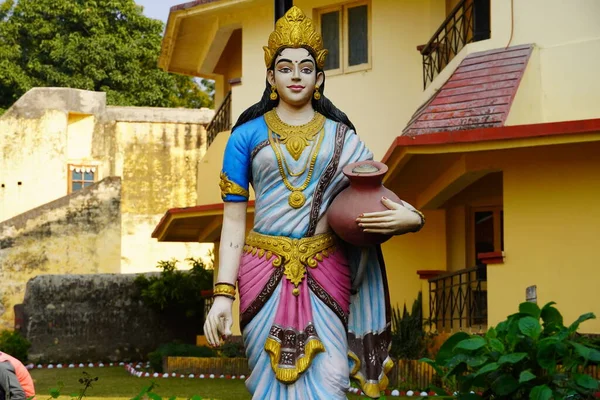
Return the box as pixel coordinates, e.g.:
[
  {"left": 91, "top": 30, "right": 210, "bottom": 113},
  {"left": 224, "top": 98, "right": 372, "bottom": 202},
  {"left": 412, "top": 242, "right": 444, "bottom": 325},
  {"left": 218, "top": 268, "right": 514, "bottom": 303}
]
[
  {"left": 113, "top": 121, "right": 213, "bottom": 273},
  {"left": 0, "top": 111, "right": 71, "bottom": 219},
  {"left": 0, "top": 177, "right": 122, "bottom": 330},
  {"left": 489, "top": 142, "right": 600, "bottom": 333},
  {"left": 0, "top": 88, "right": 215, "bottom": 276}
]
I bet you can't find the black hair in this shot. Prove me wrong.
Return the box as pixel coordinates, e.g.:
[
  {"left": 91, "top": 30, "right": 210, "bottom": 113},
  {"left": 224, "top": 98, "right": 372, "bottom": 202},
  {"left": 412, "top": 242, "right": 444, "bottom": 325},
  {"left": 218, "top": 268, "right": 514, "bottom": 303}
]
[{"left": 231, "top": 47, "right": 356, "bottom": 133}]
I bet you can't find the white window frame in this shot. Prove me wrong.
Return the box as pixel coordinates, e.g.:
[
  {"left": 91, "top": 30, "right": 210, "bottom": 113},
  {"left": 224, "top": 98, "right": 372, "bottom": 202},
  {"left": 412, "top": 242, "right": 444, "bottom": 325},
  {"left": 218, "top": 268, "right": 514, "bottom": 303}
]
[{"left": 315, "top": 0, "right": 372, "bottom": 76}]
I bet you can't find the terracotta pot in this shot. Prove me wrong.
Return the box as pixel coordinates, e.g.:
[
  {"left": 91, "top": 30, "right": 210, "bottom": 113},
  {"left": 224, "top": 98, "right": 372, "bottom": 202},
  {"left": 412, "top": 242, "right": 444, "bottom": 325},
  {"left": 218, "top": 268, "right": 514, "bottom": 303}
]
[{"left": 327, "top": 160, "right": 401, "bottom": 246}]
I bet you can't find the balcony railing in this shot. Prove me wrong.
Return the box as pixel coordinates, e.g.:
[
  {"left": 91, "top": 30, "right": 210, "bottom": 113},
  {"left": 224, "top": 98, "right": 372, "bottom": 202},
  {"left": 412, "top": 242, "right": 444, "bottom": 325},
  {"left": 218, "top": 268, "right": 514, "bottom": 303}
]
[
  {"left": 428, "top": 265, "right": 487, "bottom": 332},
  {"left": 206, "top": 91, "right": 232, "bottom": 147},
  {"left": 420, "top": 0, "right": 490, "bottom": 89}
]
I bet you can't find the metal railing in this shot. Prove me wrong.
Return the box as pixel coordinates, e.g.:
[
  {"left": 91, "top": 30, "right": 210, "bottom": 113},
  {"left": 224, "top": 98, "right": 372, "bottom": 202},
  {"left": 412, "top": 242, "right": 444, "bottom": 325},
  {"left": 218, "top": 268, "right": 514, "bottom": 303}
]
[
  {"left": 420, "top": 0, "right": 490, "bottom": 89},
  {"left": 428, "top": 265, "right": 487, "bottom": 332},
  {"left": 206, "top": 91, "right": 232, "bottom": 147}
]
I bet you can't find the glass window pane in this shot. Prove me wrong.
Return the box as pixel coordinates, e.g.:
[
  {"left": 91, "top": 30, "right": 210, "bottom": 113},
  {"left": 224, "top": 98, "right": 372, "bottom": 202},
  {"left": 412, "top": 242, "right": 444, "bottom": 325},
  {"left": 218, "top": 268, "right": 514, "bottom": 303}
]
[
  {"left": 72, "top": 182, "right": 83, "bottom": 191},
  {"left": 84, "top": 171, "right": 94, "bottom": 181},
  {"left": 72, "top": 170, "right": 82, "bottom": 180},
  {"left": 475, "top": 211, "right": 495, "bottom": 263},
  {"left": 348, "top": 5, "right": 368, "bottom": 66},
  {"left": 321, "top": 11, "right": 340, "bottom": 70},
  {"left": 83, "top": 181, "right": 94, "bottom": 188}
]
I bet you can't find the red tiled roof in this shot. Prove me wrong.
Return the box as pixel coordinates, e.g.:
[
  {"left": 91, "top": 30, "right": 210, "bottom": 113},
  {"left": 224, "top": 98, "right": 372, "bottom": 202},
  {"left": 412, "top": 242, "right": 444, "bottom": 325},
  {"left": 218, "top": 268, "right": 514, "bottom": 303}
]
[{"left": 403, "top": 44, "right": 533, "bottom": 136}]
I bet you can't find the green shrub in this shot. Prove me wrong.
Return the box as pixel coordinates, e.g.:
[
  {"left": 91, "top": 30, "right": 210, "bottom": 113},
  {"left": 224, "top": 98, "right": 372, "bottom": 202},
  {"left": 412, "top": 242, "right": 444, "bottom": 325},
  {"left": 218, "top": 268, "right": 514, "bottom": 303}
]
[
  {"left": 148, "top": 342, "right": 217, "bottom": 372},
  {"left": 421, "top": 301, "right": 600, "bottom": 399},
  {"left": 390, "top": 292, "right": 433, "bottom": 360},
  {"left": 218, "top": 341, "right": 246, "bottom": 358},
  {"left": 0, "top": 330, "right": 31, "bottom": 362},
  {"left": 134, "top": 257, "right": 213, "bottom": 328}
]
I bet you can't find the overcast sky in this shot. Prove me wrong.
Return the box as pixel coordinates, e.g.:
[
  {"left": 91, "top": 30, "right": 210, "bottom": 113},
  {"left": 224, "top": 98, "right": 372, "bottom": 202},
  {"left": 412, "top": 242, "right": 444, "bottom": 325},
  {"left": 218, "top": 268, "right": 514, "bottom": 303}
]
[{"left": 136, "top": 0, "right": 185, "bottom": 23}]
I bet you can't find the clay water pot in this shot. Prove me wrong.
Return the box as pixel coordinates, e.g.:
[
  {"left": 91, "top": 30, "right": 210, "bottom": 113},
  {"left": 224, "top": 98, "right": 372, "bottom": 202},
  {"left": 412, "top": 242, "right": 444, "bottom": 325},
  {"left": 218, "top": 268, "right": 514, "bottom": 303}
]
[{"left": 327, "top": 160, "right": 401, "bottom": 246}]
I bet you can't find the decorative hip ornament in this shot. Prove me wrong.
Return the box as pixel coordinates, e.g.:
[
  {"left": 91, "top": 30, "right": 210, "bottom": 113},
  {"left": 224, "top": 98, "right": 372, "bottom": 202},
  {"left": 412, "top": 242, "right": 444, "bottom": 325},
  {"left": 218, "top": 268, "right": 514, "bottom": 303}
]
[
  {"left": 263, "top": 6, "right": 328, "bottom": 69},
  {"left": 328, "top": 161, "right": 403, "bottom": 246}
]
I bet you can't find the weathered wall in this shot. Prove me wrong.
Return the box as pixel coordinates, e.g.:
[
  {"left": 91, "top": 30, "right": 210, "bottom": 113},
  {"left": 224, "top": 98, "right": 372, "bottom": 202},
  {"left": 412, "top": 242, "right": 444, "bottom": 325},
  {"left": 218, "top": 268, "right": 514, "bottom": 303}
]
[
  {"left": 103, "top": 117, "right": 214, "bottom": 273},
  {"left": 22, "top": 274, "right": 197, "bottom": 363},
  {"left": 0, "top": 88, "right": 215, "bottom": 279},
  {"left": 0, "top": 177, "right": 122, "bottom": 331}
]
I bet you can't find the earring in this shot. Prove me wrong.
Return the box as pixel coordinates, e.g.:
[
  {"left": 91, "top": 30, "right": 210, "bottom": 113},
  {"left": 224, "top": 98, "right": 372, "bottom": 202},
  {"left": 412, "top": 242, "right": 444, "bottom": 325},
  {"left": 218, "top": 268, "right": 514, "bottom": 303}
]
[
  {"left": 313, "top": 85, "right": 321, "bottom": 100},
  {"left": 270, "top": 85, "right": 278, "bottom": 101}
]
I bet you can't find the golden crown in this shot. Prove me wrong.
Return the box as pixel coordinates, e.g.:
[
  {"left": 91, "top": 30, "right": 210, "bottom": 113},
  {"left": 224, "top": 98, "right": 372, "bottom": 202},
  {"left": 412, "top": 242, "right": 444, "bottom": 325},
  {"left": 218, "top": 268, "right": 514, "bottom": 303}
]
[{"left": 263, "top": 6, "right": 328, "bottom": 69}]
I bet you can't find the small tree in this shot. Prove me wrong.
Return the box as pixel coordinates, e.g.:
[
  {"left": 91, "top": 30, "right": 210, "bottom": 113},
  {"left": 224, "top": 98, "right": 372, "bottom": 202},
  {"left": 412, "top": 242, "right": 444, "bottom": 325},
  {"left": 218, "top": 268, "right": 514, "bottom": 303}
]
[{"left": 134, "top": 258, "right": 213, "bottom": 328}]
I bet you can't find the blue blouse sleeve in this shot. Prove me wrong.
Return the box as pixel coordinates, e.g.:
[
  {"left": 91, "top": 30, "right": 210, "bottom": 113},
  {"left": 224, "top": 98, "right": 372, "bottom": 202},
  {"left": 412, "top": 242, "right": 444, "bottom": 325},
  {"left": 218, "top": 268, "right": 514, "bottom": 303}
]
[{"left": 220, "top": 130, "right": 251, "bottom": 202}]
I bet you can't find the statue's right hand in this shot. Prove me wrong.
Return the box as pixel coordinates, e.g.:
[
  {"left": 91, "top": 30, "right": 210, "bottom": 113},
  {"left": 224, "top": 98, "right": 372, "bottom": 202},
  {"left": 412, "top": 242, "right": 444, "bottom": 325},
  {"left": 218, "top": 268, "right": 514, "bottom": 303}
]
[{"left": 203, "top": 296, "right": 234, "bottom": 347}]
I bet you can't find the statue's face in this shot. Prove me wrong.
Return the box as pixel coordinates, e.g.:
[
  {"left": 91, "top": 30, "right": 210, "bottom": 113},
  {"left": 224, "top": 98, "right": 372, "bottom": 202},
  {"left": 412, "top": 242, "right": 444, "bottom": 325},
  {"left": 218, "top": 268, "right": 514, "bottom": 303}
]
[{"left": 267, "top": 47, "right": 324, "bottom": 107}]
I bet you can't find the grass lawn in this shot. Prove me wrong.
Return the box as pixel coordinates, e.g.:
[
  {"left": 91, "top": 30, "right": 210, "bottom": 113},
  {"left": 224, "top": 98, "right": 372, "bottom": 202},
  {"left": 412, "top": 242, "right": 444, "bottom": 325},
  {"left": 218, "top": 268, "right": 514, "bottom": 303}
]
[{"left": 30, "top": 366, "right": 373, "bottom": 400}]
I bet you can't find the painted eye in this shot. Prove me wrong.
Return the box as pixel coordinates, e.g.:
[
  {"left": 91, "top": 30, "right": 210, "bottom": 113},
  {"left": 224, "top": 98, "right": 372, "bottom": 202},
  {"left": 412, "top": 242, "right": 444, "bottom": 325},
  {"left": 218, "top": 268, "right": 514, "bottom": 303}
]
[
  {"left": 279, "top": 67, "right": 292, "bottom": 73},
  {"left": 301, "top": 68, "right": 313, "bottom": 74}
]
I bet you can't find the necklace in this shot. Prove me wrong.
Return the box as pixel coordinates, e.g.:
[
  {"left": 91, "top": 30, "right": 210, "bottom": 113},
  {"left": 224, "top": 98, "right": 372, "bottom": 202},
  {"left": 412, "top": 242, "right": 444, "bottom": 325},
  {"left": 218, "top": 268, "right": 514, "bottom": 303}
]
[
  {"left": 269, "top": 126, "right": 324, "bottom": 209},
  {"left": 264, "top": 110, "right": 326, "bottom": 160},
  {"left": 273, "top": 132, "right": 318, "bottom": 177}
]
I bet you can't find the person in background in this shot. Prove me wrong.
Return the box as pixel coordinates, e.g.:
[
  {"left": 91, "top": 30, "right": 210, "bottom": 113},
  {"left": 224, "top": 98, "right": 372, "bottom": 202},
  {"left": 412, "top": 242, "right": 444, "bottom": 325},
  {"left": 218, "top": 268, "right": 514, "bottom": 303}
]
[
  {"left": 0, "top": 360, "right": 26, "bottom": 400},
  {"left": 0, "top": 352, "right": 35, "bottom": 399}
]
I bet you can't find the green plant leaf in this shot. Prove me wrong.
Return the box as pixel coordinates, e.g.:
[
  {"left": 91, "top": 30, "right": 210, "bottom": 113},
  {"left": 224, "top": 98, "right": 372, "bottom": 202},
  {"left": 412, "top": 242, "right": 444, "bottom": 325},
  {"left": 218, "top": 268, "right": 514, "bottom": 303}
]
[
  {"left": 569, "top": 341, "right": 600, "bottom": 362},
  {"left": 519, "top": 302, "right": 541, "bottom": 319},
  {"left": 473, "top": 362, "right": 500, "bottom": 376},
  {"left": 485, "top": 327, "right": 497, "bottom": 339},
  {"left": 541, "top": 302, "right": 563, "bottom": 330},
  {"left": 148, "top": 393, "right": 162, "bottom": 400},
  {"left": 49, "top": 388, "right": 61, "bottom": 399},
  {"left": 454, "top": 336, "right": 487, "bottom": 351},
  {"left": 519, "top": 370, "right": 536, "bottom": 383},
  {"left": 529, "top": 384, "right": 552, "bottom": 400},
  {"left": 574, "top": 373, "right": 599, "bottom": 390},
  {"left": 568, "top": 312, "right": 596, "bottom": 333},
  {"left": 467, "top": 355, "right": 489, "bottom": 367},
  {"left": 537, "top": 341, "right": 557, "bottom": 370},
  {"left": 190, "top": 396, "right": 204, "bottom": 400},
  {"left": 519, "top": 316, "right": 542, "bottom": 339},
  {"left": 489, "top": 338, "right": 505, "bottom": 353},
  {"left": 436, "top": 331, "right": 470, "bottom": 364},
  {"left": 491, "top": 373, "right": 519, "bottom": 396},
  {"left": 498, "top": 352, "right": 528, "bottom": 364}
]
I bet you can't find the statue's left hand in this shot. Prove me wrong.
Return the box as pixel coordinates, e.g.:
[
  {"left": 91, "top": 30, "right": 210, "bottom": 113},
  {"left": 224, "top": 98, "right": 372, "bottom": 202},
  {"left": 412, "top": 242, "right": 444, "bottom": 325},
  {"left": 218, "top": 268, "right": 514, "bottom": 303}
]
[{"left": 356, "top": 197, "right": 422, "bottom": 235}]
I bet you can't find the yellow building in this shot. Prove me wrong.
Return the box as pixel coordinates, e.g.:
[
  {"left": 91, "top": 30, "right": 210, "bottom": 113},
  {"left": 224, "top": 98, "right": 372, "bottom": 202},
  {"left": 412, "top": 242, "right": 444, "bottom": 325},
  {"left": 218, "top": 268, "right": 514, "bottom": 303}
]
[
  {"left": 154, "top": 0, "right": 600, "bottom": 335},
  {"left": 0, "top": 87, "right": 214, "bottom": 330}
]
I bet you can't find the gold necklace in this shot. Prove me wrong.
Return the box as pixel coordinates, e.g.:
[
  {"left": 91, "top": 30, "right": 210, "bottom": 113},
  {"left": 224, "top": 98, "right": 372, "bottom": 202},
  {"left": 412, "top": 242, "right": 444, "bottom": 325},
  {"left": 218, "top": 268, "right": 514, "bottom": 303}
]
[
  {"left": 269, "top": 127, "right": 324, "bottom": 209},
  {"left": 264, "top": 110, "right": 326, "bottom": 161},
  {"left": 274, "top": 132, "right": 318, "bottom": 177}
]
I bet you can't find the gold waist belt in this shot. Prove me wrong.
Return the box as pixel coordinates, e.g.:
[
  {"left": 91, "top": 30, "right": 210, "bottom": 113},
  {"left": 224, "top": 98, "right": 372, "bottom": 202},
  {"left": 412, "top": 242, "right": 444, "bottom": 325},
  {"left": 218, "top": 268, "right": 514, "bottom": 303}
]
[{"left": 244, "top": 231, "right": 336, "bottom": 296}]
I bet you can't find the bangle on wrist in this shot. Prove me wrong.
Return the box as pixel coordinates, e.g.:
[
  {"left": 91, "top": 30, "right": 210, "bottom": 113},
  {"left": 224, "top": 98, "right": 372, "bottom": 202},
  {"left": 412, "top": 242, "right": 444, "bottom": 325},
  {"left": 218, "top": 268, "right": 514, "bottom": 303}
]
[
  {"left": 213, "top": 282, "right": 236, "bottom": 300},
  {"left": 409, "top": 209, "right": 425, "bottom": 233}
]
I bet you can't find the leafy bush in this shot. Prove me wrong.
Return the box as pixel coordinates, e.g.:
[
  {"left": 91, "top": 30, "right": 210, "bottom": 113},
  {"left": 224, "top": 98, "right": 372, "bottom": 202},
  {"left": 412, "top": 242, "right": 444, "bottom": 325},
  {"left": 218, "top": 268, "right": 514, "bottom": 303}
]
[
  {"left": 148, "top": 342, "right": 217, "bottom": 372},
  {"left": 135, "top": 257, "right": 213, "bottom": 322},
  {"left": 217, "top": 340, "right": 246, "bottom": 358},
  {"left": 421, "top": 301, "right": 600, "bottom": 399},
  {"left": 0, "top": 330, "right": 31, "bottom": 362},
  {"left": 390, "top": 292, "right": 434, "bottom": 360}
]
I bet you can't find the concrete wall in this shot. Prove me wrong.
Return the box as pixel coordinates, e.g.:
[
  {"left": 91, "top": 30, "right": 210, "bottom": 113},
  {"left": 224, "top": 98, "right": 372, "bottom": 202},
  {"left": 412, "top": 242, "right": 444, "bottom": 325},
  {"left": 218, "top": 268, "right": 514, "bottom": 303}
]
[
  {"left": 491, "top": 141, "right": 600, "bottom": 333},
  {"left": 0, "top": 177, "right": 122, "bottom": 331},
  {"left": 0, "top": 88, "right": 215, "bottom": 276},
  {"left": 22, "top": 274, "right": 198, "bottom": 363}
]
